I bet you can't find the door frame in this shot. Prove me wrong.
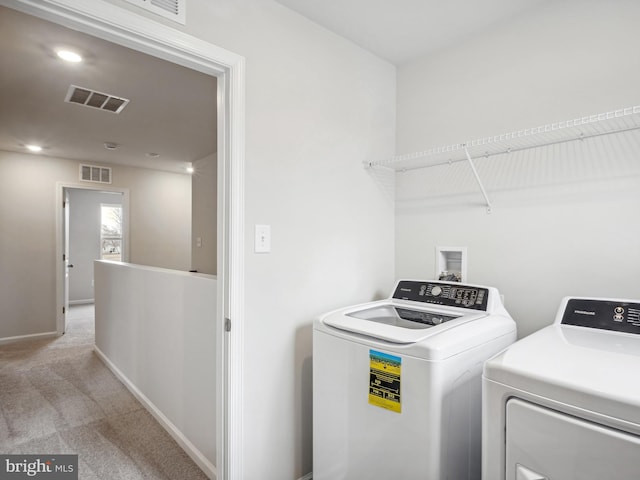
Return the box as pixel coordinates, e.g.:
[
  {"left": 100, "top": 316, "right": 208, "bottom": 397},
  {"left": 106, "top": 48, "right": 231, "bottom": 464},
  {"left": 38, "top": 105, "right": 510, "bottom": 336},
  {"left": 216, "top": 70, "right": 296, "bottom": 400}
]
[
  {"left": 6, "top": 1, "right": 246, "bottom": 479},
  {"left": 57, "top": 183, "right": 129, "bottom": 333}
]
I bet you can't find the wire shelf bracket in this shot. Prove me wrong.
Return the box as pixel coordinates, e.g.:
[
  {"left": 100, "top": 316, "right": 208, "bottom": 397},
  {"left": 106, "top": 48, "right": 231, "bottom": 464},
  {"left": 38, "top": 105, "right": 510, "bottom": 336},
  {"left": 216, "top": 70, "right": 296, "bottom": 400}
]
[
  {"left": 366, "top": 105, "right": 640, "bottom": 213},
  {"left": 463, "top": 144, "right": 492, "bottom": 214}
]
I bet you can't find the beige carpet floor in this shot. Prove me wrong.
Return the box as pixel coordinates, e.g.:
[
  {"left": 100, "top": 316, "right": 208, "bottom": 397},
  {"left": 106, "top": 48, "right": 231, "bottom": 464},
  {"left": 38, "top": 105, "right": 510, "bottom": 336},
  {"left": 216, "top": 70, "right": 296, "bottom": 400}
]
[{"left": 0, "top": 305, "right": 209, "bottom": 479}]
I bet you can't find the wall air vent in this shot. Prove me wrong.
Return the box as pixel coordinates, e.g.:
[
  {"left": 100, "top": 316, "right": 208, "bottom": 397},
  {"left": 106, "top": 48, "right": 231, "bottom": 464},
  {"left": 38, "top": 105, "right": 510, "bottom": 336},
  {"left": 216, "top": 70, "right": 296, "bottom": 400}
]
[
  {"left": 65, "top": 85, "right": 130, "bottom": 114},
  {"left": 80, "top": 164, "right": 112, "bottom": 184},
  {"left": 124, "top": 0, "right": 185, "bottom": 24}
]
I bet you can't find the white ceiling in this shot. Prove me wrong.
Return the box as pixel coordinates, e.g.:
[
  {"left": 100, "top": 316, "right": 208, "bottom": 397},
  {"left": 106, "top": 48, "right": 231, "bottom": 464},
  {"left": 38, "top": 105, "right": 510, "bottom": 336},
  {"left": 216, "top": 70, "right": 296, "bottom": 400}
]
[
  {"left": 0, "top": 5, "right": 216, "bottom": 174},
  {"left": 274, "top": 0, "right": 552, "bottom": 65},
  {"left": 0, "top": 2, "right": 552, "bottom": 173}
]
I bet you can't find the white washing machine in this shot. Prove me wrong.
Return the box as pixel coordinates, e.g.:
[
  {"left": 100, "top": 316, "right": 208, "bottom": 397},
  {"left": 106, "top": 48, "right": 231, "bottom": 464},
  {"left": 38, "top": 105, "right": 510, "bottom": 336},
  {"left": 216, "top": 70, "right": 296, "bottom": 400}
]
[
  {"left": 483, "top": 296, "right": 640, "bottom": 480},
  {"left": 313, "top": 280, "right": 516, "bottom": 479}
]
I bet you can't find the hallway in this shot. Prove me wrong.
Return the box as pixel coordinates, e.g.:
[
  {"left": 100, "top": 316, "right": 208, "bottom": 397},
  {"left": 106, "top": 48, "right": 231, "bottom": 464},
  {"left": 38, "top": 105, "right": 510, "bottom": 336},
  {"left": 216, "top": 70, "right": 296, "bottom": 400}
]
[{"left": 0, "top": 305, "right": 209, "bottom": 479}]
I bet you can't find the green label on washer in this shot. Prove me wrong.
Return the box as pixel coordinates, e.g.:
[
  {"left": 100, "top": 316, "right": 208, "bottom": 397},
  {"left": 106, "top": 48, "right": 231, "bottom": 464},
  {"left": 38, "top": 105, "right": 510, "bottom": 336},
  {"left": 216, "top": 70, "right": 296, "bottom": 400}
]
[{"left": 368, "top": 350, "right": 401, "bottom": 413}]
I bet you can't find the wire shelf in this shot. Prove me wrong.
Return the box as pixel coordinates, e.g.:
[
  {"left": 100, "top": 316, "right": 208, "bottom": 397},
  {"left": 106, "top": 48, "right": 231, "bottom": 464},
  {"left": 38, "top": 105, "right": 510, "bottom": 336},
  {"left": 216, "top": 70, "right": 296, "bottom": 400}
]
[{"left": 367, "top": 106, "right": 640, "bottom": 172}]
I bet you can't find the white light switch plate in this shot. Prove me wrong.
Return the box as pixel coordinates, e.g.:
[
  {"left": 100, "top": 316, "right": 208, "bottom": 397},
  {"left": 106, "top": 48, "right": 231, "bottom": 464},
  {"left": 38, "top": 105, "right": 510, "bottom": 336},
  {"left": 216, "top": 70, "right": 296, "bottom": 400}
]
[{"left": 255, "top": 224, "right": 271, "bottom": 253}]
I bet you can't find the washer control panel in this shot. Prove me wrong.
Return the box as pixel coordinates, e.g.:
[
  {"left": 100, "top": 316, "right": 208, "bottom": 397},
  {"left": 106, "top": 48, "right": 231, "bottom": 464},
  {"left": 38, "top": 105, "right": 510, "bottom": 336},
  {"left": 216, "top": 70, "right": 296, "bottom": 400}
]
[
  {"left": 561, "top": 298, "right": 640, "bottom": 334},
  {"left": 392, "top": 280, "right": 489, "bottom": 311}
]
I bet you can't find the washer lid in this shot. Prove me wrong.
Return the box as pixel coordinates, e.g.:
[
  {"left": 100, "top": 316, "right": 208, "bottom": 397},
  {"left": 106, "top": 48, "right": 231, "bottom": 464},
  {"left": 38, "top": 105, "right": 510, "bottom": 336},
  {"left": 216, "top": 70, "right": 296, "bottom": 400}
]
[
  {"left": 347, "top": 305, "right": 460, "bottom": 330},
  {"left": 316, "top": 279, "right": 515, "bottom": 353},
  {"left": 322, "top": 301, "right": 487, "bottom": 344},
  {"left": 484, "top": 324, "right": 640, "bottom": 427}
]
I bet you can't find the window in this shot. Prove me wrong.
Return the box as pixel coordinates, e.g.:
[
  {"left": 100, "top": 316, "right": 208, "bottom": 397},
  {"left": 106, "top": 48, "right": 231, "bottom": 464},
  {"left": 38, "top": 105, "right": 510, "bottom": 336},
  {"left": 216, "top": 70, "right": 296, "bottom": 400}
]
[{"left": 101, "top": 204, "right": 123, "bottom": 261}]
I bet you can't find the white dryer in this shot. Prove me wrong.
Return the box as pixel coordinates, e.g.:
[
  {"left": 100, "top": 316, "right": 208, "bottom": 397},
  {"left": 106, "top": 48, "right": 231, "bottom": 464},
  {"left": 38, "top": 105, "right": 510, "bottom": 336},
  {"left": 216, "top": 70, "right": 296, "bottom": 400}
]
[
  {"left": 483, "top": 296, "right": 640, "bottom": 480},
  {"left": 313, "top": 280, "right": 516, "bottom": 480}
]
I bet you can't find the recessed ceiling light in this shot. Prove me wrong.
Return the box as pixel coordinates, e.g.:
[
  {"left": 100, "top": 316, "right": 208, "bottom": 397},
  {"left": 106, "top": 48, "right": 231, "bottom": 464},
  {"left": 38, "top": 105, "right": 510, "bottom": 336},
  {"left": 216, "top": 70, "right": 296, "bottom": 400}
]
[
  {"left": 104, "top": 142, "right": 118, "bottom": 151},
  {"left": 26, "top": 144, "right": 43, "bottom": 152},
  {"left": 146, "top": 152, "right": 160, "bottom": 158},
  {"left": 57, "top": 49, "right": 83, "bottom": 63}
]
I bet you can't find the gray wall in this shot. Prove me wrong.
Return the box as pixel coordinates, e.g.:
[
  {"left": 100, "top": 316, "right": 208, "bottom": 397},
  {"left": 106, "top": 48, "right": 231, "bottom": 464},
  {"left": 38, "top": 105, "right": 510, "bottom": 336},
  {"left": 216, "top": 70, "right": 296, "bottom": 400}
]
[
  {"left": 127, "top": 167, "right": 191, "bottom": 269},
  {"left": 0, "top": 149, "right": 191, "bottom": 339},
  {"left": 395, "top": 0, "right": 640, "bottom": 339},
  {"left": 68, "top": 189, "right": 123, "bottom": 303},
  {"left": 191, "top": 153, "right": 217, "bottom": 274}
]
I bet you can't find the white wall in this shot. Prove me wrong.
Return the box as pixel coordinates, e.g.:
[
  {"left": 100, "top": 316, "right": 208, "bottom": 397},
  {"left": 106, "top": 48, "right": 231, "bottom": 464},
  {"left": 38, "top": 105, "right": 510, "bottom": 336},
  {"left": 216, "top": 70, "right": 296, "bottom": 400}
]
[
  {"left": 395, "top": 0, "right": 640, "bottom": 338},
  {"left": 68, "top": 189, "right": 123, "bottom": 303},
  {"left": 216, "top": 7, "right": 395, "bottom": 478},
  {"left": 94, "top": 261, "right": 216, "bottom": 476},
  {"left": 102, "top": 1, "right": 396, "bottom": 477},
  {"left": 0, "top": 150, "right": 191, "bottom": 339}
]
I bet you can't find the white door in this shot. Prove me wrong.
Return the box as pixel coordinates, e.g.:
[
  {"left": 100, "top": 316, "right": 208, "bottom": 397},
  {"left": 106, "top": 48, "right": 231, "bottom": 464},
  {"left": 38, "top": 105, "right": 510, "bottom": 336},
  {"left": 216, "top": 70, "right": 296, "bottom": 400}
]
[{"left": 63, "top": 188, "right": 71, "bottom": 333}]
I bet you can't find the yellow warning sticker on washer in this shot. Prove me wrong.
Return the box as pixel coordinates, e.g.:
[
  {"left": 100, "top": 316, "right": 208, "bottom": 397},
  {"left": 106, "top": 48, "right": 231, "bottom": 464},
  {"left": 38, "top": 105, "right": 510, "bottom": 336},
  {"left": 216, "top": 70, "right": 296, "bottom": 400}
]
[{"left": 369, "top": 349, "right": 401, "bottom": 413}]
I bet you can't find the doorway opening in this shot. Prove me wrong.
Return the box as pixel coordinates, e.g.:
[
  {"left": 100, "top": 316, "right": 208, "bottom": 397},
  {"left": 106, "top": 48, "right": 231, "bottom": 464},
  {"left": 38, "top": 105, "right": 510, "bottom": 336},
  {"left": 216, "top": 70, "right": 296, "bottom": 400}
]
[
  {"left": 61, "top": 185, "right": 129, "bottom": 333},
  {"left": 20, "top": 1, "right": 246, "bottom": 479}
]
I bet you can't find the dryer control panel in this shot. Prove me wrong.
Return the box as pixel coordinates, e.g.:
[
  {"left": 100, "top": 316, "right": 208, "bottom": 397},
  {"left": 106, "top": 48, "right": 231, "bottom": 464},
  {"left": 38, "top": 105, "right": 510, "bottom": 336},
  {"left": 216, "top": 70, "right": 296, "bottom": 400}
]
[
  {"left": 392, "top": 280, "right": 489, "bottom": 311},
  {"left": 561, "top": 298, "right": 640, "bottom": 334}
]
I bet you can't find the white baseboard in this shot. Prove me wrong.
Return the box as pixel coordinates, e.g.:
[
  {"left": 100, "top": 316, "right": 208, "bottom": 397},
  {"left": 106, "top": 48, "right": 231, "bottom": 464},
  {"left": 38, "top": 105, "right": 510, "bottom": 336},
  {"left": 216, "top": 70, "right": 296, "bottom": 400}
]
[
  {"left": 0, "top": 331, "right": 58, "bottom": 345},
  {"left": 298, "top": 473, "right": 312, "bottom": 480},
  {"left": 93, "top": 346, "right": 217, "bottom": 479}
]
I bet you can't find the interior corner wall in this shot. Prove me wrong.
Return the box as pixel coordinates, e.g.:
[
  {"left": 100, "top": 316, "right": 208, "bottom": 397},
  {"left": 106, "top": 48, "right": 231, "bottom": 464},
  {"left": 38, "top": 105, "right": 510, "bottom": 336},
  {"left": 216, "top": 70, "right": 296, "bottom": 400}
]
[
  {"left": 191, "top": 153, "right": 217, "bottom": 274},
  {"left": 395, "top": 0, "right": 640, "bottom": 338},
  {"left": 0, "top": 150, "right": 191, "bottom": 339}
]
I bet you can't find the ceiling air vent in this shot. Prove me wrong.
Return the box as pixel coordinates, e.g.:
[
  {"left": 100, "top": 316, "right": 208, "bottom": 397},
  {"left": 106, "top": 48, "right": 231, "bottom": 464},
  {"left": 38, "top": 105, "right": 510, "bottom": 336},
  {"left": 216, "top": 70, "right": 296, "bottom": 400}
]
[
  {"left": 124, "top": 0, "right": 185, "bottom": 24},
  {"left": 80, "top": 164, "right": 112, "bottom": 184},
  {"left": 65, "top": 85, "right": 129, "bottom": 114}
]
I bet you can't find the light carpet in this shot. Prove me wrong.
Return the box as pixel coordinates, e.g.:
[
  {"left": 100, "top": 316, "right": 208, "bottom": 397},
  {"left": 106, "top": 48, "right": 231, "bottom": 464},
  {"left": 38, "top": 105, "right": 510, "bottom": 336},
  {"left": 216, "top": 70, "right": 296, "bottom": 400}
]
[{"left": 0, "top": 305, "right": 209, "bottom": 479}]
